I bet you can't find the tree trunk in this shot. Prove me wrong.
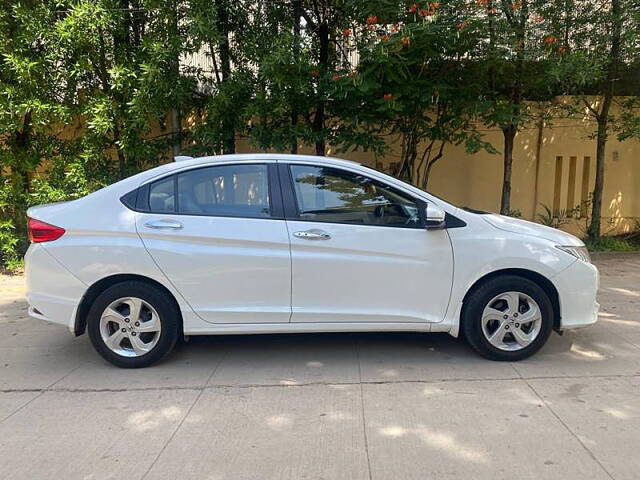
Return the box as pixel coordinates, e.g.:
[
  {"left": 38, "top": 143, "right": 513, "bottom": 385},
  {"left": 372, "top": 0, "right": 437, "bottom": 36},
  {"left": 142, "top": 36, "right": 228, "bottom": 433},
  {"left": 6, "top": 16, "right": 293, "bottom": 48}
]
[
  {"left": 498, "top": 0, "right": 526, "bottom": 216},
  {"left": 587, "top": 0, "right": 621, "bottom": 240},
  {"left": 169, "top": 0, "right": 182, "bottom": 158},
  {"left": 500, "top": 125, "right": 516, "bottom": 215},
  {"left": 13, "top": 111, "right": 33, "bottom": 196},
  {"left": 588, "top": 118, "right": 608, "bottom": 239},
  {"left": 290, "top": 0, "right": 302, "bottom": 154},
  {"left": 216, "top": 0, "right": 235, "bottom": 154},
  {"left": 313, "top": 21, "right": 329, "bottom": 156},
  {"left": 422, "top": 142, "right": 445, "bottom": 190},
  {"left": 397, "top": 133, "right": 417, "bottom": 184}
]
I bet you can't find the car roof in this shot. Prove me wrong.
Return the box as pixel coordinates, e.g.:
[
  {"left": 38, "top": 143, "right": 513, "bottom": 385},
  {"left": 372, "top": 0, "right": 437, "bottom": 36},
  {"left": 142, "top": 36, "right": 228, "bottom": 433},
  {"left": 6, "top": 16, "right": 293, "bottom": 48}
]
[
  {"left": 175, "top": 153, "right": 360, "bottom": 167},
  {"left": 104, "top": 152, "right": 454, "bottom": 213},
  {"left": 130, "top": 153, "right": 360, "bottom": 184}
]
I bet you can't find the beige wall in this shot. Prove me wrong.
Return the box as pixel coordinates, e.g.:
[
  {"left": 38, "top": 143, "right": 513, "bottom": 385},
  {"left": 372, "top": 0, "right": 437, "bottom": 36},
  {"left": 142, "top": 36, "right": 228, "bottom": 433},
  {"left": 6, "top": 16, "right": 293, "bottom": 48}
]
[
  {"left": 232, "top": 99, "right": 639, "bottom": 237},
  {"left": 54, "top": 97, "right": 638, "bottom": 238}
]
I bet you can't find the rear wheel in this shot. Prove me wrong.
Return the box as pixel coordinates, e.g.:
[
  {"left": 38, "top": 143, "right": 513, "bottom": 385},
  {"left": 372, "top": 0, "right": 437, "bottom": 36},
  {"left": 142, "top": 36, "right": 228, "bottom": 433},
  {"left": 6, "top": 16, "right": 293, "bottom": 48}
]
[
  {"left": 87, "top": 281, "right": 179, "bottom": 368},
  {"left": 462, "top": 275, "right": 554, "bottom": 361}
]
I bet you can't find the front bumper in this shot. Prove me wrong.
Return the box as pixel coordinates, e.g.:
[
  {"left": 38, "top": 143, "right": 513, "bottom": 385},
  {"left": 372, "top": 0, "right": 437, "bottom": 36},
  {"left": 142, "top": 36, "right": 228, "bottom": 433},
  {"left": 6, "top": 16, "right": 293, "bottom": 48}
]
[{"left": 551, "top": 258, "right": 599, "bottom": 330}]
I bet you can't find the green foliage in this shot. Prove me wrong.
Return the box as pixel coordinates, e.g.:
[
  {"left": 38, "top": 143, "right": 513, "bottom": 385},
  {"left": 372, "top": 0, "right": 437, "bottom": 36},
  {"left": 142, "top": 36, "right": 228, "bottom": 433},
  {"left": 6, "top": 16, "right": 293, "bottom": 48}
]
[
  {"left": 584, "top": 236, "right": 640, "bottom": 253},
  {"left": 536, "top": 203, "right": 578, "bottom": 228},
  {"left": 0, "top": 220, "right": 22, "bottom": 272},
  {"left": 0, "top": 0, "right": 639, "bottom": 269}
]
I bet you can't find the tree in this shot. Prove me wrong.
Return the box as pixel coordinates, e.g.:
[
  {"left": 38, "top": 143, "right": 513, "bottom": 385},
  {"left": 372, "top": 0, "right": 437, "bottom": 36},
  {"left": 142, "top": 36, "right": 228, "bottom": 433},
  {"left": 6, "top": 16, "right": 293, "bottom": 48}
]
[
  {"left": 244, "top": 1, "right": 385, "bottom": 156},
  {"left": 476, "top": 0, "right": 561, "bottom": 215},
  {"left": 337, "top": 1, "right": 494, "bottom": 188},
  {"left": 550, "top": 0, "right": 640, "bottom": 239},
  {"left": 184, "top": 0, "right": 256, "bottom": 155},
  {"left": 0, "top": 1, "right": 74, "bottom": 267},
  {"left": 0, "top": 1, "right": 194, "bottom": 267},
  {"left": 48, "top": 1, "right": 194, "bottom": 178}
]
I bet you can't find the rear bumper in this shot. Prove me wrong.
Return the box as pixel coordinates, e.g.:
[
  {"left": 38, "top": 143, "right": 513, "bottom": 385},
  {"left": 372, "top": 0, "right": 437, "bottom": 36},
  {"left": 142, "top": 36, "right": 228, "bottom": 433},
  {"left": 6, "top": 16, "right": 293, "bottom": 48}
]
[
  {"left": 552, "top": 259, "right": 599, "bottom": 330},
  {"left": 25, "top": 244, "right": 86, "bottom": 332}
]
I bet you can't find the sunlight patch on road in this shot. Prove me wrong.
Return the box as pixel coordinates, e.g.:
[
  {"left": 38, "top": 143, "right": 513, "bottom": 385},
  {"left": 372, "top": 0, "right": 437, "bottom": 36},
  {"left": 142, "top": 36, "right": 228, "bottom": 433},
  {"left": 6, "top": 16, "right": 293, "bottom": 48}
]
[
  {"left": 266, "top": 414, "right": 294, "bottom": 430},
  {"left": 279, "top": 378, "right": 299, "bottom": 386},
  {"left": 608, "top": 287, "right": 640, "bottom": 297},
  {"left": 602, "top": 407, "right": 630, "bottom": 420},
  {"left": 570, "top": 343, "right": 607, "bottom": 360},
  {"left": 127, "top": 405, "right": 184, "bottom": 432}
]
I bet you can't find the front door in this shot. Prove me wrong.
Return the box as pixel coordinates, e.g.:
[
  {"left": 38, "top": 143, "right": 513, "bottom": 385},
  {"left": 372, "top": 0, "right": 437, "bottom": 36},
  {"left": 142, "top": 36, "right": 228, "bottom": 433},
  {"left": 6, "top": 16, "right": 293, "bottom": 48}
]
[
  {"left": 136, "top": 162, "right": 291, "bottom": 324},
  {"left": 282, "top": 163, "right": 454, "bottom": 324}
]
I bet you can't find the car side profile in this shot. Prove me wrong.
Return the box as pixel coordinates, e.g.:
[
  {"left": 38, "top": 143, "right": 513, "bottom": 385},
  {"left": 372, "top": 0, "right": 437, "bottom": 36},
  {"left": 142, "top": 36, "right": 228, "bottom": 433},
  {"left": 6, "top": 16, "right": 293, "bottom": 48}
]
[{"left": 25, "top": 154, "right": 599, "bottom": 367}]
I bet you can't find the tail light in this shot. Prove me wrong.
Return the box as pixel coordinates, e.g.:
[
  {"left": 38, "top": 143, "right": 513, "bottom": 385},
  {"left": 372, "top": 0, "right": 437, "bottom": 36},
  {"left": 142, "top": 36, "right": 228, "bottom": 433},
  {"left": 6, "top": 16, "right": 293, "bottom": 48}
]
[{"left": 27, "top": 218, "right": 65, "bottom": 243}]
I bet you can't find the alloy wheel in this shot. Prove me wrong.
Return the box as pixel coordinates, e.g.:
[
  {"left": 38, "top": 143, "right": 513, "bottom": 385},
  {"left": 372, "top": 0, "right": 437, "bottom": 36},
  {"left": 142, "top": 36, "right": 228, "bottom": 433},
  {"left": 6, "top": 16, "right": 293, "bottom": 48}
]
[
  {"left": 99, "top": 297, "right": 161, "bottom": 357},
  {"left": 480, "top": 291, "right": 542, "bottom": 351}
]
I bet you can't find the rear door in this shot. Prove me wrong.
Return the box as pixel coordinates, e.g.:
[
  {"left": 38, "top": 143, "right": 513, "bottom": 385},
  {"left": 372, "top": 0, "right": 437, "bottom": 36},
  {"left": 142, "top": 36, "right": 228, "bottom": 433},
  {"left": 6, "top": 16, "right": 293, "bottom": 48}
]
[
  {"left": 281, "top": 162, "right": 454, "bottom": 324},
  {"left": 135, "top": 161, "right": 291, "bottom": 324}
]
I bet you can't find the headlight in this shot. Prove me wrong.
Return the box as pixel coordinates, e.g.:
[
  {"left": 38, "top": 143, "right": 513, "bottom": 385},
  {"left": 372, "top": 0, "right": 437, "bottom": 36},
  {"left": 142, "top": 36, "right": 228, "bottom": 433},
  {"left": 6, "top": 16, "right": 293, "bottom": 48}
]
[{"left": 556, "top": 245, "right": 591, "bottom": 263}]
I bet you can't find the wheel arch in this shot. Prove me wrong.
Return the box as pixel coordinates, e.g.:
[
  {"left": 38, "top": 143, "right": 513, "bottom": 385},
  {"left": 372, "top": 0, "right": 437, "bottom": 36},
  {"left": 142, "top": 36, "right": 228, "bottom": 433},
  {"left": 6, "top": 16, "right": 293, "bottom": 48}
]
[
  {"left": 74, "top": 274, "right": 183, "bottom": 336},
  {"left": 461, "top": 268, "right": 561, "bottom": 331}
]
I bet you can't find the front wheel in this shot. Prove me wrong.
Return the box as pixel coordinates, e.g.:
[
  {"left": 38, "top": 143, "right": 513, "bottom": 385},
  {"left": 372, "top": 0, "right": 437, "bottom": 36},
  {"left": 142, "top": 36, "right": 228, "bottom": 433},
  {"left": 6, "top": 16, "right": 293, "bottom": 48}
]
[
  {"left": 87, "top": 281, "right": 180, "bottom": 368},
  {"left": 461, "top": 275, "right": 554, "bottom": 361}
]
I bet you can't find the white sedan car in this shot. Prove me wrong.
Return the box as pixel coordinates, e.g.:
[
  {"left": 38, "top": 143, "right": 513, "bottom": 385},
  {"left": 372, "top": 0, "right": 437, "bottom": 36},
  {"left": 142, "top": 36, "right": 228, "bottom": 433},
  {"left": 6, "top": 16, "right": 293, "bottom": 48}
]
[{"left": 25, "top": 154, "right": 599, "bottom": 367}]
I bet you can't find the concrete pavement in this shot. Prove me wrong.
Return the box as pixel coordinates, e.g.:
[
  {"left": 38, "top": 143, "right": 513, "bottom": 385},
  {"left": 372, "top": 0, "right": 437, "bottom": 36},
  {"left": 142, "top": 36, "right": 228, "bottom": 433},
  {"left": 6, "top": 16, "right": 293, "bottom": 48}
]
[{"left": 0, "top": 252, "right": 639, "bottom": 479}]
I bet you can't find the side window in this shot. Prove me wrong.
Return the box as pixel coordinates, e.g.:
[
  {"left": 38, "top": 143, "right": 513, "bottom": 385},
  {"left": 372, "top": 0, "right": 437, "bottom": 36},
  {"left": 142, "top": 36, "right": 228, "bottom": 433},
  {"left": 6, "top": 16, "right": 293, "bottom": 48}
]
[
  {"left": 289, "top": 165, "right": 420, "bottom": 227},
  {"left": 176, "top": 164, "right": 270, "bottom": 217},
  {"left": 149, "top": 176, "right": 175, "bottom": 213}
]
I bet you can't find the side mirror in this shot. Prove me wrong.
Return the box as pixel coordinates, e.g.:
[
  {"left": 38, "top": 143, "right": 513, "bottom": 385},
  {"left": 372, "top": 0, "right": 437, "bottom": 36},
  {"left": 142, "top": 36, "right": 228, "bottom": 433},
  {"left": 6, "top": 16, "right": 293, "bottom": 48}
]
[{"left": 424, "top": 203, "right": 446, "bottom": 230}]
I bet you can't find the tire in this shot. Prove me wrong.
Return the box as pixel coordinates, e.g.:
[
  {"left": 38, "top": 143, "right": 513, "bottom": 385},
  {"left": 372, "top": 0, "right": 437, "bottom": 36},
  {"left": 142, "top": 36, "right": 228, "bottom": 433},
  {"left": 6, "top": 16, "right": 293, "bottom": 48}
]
[
  {"left": 461, "top": 275, "right": 554, "bottom": 361},
  {"left": 87, "top": 281, "right": 180, "bottom": 368}
]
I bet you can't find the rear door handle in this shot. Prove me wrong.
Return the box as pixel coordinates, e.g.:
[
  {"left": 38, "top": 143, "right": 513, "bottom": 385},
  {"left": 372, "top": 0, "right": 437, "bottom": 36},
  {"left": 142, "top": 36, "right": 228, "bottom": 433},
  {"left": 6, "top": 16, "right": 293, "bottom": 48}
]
[
  {"left": 293, "top": 229, "right": 331, "bottom": 240},
  {"left": 144, "top": 219, "right": 183, "bottom": 230}
]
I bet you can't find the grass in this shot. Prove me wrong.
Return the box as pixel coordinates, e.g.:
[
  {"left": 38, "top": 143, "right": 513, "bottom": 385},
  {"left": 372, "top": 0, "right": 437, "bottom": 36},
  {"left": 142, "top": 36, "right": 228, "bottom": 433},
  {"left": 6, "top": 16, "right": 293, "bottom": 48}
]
[{"left": 584, "top": 235, "right": 640, "bottom": 252}]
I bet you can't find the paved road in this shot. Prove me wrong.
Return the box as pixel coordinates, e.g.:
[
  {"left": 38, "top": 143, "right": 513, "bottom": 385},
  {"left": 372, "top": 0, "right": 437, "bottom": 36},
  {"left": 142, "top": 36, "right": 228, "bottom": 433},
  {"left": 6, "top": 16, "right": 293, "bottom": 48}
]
[{"left": 0, "top": 253, "right": 639, "bottom": 480}]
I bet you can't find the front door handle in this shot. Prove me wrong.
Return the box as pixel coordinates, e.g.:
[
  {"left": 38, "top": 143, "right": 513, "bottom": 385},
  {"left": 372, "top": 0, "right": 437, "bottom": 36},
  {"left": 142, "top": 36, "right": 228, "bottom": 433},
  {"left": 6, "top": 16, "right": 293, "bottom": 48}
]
[
  {"left": 144, "top": 219, "right": 183, "bottom": 230},
  {"left": 293, "top": 229, "right": 331, "bottom": 240}
]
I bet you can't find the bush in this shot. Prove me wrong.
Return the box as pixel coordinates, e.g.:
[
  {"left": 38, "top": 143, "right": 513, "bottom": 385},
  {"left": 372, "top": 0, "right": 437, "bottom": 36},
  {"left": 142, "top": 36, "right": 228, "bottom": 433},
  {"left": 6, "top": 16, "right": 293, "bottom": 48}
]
[
  {"left": 584, "top": 236, "right": 640, "bottom": 252},
  {"left": 0, "top": 154, "right": 115, "bottom": 273}
]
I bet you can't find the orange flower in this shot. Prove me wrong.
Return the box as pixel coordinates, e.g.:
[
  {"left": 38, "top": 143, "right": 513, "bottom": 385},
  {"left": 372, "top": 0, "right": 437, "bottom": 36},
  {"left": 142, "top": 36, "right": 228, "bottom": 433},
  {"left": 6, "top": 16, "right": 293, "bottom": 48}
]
[
  {"left": 419, "top": 9, "right": 434, "bottom": 17},
  {"left": 429, "top": 2, "right": 440, "bottom": 9},
  {"left": 342, "top": 28, "right": 351, "bottom": 36},
  {"left": 543, "top": 35, "right": 557, "bottom": 45},
  {"left": 511, "top": 1, "right": 521, "bottom": 10},
  {"left": 534, "top": 14, "right": 545, "bottom": 23},
  {"left": 476, "top": 0, "right": 489, "bottom": 6},
  {"left": 381, "top": 34, "right": 390, "bottom": 42},
  {"left": 310, "top": 69, "right": 319, "bottom": 78},
  {"left": 383, "top": 93, "right": 393, "bottom": 101},
  {"left": 401, "top": 36, "right": 411, "bottom": 47},
  {"left": 557, "top": 46, "right": 567, "bottom": 55},
  {"left": 332, "top": 74, "right": 342, "bottom": 81},
  {"left": 391, "top": 24, "right": 400, "bottom": 33},
  {"left": 408, "top": 3, "right": 417, "bottom": 13},
  {"left": 455, "top": 22, "right": 468, "bottom": 30},
  {"left": 487, "top": 8, "right": 498, "bottom": 14},
  {"left": 366, "top": 14, "right": 378, "bottom": 25}
]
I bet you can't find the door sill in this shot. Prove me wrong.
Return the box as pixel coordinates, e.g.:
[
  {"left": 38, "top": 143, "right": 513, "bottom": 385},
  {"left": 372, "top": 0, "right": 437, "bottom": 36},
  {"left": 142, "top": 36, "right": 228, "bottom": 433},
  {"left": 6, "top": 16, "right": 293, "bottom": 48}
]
[{"left": 184, "top": 321, "right": 437, "bottom": 336}]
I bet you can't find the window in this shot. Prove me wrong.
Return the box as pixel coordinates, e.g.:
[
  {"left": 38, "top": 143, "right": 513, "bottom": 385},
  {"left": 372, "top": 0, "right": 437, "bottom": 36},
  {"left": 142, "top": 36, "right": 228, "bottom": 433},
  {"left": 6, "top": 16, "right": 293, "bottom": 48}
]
[
  {"left": 149, "top": 176, "right": 175, "bottom": 213},
  {"left": 289, "top": 165, "right": 420, "bottom": 227},
  {"left": 175, "top": 164, "right": 270, "bottom": 217}
]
